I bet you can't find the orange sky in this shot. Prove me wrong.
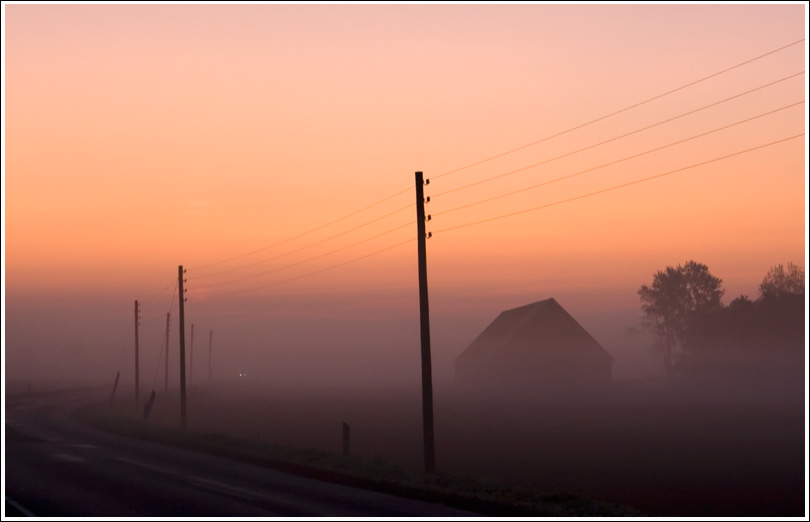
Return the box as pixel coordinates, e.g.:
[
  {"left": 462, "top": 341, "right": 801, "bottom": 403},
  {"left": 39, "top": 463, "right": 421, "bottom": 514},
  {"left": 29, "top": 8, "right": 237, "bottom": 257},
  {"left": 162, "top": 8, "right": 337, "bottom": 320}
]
[{"left": 3, "top": 3, "right": 807, "bottom": 383}]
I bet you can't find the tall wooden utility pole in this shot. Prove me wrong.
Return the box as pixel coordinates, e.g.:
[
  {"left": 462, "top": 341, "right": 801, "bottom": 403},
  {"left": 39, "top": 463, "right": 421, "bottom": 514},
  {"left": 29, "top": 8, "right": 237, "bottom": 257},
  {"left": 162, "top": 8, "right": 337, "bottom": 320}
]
[
  {"left": 134, "top": 300, "right": 140, "bottom": 406},
  {"left": 178, "top": 266, "right": 187, "bottom": 430},
  {"left": 190, "top": 323, "right": 194, "bottom": 387},
  {"left": 164, "top": 312, "right": 171, "bottom": 396},
  {"left": 208, "top": 330, "right": 213, "bottom": 385},
  {"left": 414, "top": 171, "right": 435, "bottom": 473}
]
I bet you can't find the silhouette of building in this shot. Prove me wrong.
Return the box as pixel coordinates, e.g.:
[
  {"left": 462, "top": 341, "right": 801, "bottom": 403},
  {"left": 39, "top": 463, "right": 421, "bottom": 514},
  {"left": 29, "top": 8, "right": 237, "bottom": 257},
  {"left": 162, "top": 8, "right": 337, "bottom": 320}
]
[{"left": 455, "top": 298, "right": 613, "bottom": 389}]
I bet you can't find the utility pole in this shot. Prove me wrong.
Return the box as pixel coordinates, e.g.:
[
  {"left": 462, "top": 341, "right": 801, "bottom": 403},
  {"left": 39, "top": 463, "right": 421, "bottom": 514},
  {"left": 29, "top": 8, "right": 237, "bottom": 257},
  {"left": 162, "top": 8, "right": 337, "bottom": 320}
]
[
  {"left": 190, "top": 323, "right": 194, "bottom": 387},
  {"left": 178, "top": 265, "right": 187, "bottom": 431},
  {"left": 164, "top": 312, "right": 171, "bottom": 396},
  {"left": 208, "top": 330, "right": 213, "bottom": 385},
  {"left": 415, "top": 171, "right": 435, "bottom": 473},
  {"left": 134, "top": 300, "right": 140, "bottom": 406}
]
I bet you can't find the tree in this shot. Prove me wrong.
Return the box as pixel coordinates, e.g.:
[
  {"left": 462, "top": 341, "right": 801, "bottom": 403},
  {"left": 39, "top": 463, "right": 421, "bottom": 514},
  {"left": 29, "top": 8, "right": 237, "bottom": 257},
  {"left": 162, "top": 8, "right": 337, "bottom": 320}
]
[
  {"left": 758, "top": 262, "right": 805, "bottom": 299},
  {"left": 638, "top": 260, "right": 724, "bottom": 375}
]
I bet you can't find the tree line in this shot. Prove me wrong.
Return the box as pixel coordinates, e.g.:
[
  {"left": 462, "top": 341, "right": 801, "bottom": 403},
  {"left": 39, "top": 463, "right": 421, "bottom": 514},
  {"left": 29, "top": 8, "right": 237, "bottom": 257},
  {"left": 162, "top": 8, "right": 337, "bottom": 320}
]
[{"left": 638, "top": 261, "right": 805, "bottom": 378}]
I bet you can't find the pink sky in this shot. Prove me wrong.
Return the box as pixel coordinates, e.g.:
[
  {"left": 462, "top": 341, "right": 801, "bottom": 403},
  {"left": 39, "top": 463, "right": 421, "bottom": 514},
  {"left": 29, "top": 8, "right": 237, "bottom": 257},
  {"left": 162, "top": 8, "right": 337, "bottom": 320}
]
[{"left": 3, "top": 3, "right": 807, "bottom": 385}]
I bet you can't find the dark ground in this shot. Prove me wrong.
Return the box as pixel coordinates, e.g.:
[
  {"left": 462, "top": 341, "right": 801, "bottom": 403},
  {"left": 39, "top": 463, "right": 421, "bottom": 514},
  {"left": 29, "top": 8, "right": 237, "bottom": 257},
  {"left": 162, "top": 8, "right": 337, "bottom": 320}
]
[{"left": 136, "top": 373, "right": 806, "bottom": 517}]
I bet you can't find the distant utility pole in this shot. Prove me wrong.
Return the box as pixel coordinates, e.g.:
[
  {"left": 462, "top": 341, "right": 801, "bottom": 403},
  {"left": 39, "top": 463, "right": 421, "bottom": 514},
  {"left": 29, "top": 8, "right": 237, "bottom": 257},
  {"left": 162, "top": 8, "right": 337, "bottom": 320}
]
[
  {"left": 178, "top": 266, "right": 188, "bottom": 430},
  {"left": 190, "top": 323, "right": 194, "bottom": 387},
  {"left": 164, "top": 312, "right": 171, "bottom": 396},
  {"left": 415, "top": 171, "right": 435, "bottom": 474},
  {"left": 208, "top": 330, "right": 213, "bottom": 385},
  {"left": 134, "top": 300, "right": 140, "bottom": 406}
]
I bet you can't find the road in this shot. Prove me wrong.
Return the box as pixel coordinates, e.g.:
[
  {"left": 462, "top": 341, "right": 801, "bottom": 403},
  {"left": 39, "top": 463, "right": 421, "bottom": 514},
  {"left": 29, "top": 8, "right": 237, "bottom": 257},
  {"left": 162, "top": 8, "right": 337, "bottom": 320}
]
[{"left": 4, "top": 389, "right": 475, "bottom": 517}]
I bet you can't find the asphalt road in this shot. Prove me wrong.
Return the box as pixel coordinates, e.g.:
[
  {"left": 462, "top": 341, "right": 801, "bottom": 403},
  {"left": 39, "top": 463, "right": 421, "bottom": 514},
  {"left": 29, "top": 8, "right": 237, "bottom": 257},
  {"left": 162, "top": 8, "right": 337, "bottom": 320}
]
[{"left": 4, "top": 389, "right": 474, "bottom": 517}]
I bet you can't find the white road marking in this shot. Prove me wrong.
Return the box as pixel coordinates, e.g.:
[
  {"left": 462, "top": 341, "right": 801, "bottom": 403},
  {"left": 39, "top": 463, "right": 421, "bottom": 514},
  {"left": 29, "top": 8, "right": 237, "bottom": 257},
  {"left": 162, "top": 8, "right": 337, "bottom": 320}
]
[
  {"left": 114, "top": 456, "right": 177, "bottom": 475},
  {"left": 114, "top": 457, "right": 260, "bottom": 502},
  {"left": 186, "top": 476, "right": 258, "bottom": 500},
  {"left": 6, "top": 496, "right": 37, "bottom": 517}
]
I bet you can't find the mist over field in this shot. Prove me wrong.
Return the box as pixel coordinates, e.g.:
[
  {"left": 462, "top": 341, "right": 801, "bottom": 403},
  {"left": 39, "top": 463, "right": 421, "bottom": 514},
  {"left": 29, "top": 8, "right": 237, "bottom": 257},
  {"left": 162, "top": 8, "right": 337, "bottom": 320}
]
[
  {"left": 5, "top": 277, "right": 805, "bottom": 516},
  {"left": 4, "top": 286, "right": 658, "bottom": 389}
]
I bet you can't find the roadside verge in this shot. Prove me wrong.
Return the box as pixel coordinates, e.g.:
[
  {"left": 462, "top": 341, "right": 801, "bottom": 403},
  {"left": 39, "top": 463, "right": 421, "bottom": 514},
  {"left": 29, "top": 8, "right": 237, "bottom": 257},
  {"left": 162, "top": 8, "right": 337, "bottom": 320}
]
[{"left": 72, "top": 401, "right": 640, "bottom": 516}]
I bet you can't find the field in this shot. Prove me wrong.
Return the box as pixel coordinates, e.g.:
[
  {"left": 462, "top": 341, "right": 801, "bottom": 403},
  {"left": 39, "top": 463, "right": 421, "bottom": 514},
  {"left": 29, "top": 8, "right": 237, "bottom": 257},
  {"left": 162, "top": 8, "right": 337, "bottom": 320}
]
[{"left": 136, "top": 373, "right": 805, "bottom": 517}]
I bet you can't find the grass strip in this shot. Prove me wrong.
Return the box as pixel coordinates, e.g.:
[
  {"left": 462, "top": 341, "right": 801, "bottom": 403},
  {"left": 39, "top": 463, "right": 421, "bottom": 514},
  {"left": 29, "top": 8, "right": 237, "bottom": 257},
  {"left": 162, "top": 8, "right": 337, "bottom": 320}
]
[{"left": 73, "top": 401, "right": 641, "bottom": 516}]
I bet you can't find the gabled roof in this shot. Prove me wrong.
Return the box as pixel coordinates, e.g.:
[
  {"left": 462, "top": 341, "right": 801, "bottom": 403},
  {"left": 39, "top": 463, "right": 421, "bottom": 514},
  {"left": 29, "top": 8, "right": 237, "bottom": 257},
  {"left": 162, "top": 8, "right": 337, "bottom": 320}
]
[{"left": 456, "top": 298, "right": 613, "bottom": 366}]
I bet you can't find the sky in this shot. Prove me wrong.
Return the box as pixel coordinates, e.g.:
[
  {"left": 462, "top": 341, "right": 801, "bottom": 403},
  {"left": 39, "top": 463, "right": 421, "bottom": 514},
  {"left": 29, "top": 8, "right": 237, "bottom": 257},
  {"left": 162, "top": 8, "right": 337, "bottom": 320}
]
[{"left": 3, "top": 2, "right": 807, "bottom": 388}]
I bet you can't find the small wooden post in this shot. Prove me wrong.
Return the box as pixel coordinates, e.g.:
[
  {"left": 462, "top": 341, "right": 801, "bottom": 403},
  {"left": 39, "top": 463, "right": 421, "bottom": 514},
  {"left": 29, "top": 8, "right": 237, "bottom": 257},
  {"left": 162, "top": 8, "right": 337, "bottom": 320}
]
[
  {"left": 143, "top": 390, "right": 156, "bottom": 422},
  {"left": 111, "top": 371, "right": 120, "bottom": 403}
]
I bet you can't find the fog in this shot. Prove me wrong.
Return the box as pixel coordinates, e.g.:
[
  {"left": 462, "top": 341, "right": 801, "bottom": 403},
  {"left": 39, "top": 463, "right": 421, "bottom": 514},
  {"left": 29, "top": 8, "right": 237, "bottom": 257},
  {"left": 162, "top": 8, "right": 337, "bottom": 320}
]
[
  {"left": 4, "top": 285, "right": 657, "bottom": 389},
  {"left": 4, "top": 285, "right": 804, "bottom": 515}
]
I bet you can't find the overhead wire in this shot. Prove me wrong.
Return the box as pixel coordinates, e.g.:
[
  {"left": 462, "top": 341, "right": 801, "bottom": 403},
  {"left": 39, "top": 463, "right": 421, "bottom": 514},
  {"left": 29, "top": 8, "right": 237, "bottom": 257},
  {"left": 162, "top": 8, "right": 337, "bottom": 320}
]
[
  {"left": 433, "top": 134, "right": 804, "bottom": 234},
  {"left": 140, "top": 277, "right": 181, "bottom": 318},
  {"left": 430, "top": 38, "right": 804, "bottom": 181},
  {"left": 186, "top": 39, "right": 803, "bottom": 290},
  {"left": 148, "top": 277, "right": 177, "bottom": 299},
  {"left": 432, "top": 71, "right": 804, "bottom": 199},
  {"left": 193, "top": 202, "right": 412, "bottom": 280},
  {"left": 164, "top": 39, "right": 803, "bottom": 301},
  {"left": 195, "top": 219, "right": 415, "bottom": 290},
  {"left": 191, "top": 185, "right": 411, "bottom": 272},
  {"left": 434, "top": 101, "right": 804, "bottom": 217},
  {"left": 206, "top": 237, "right": 416, "bottom": 298}
]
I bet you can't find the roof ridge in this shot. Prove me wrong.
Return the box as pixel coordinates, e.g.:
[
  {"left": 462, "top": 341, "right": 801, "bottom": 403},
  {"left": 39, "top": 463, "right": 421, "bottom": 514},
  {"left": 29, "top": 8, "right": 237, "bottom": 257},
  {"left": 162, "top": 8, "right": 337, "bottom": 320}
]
[{"left": 456, "top": 298, "right": 614, "bottom": 363}]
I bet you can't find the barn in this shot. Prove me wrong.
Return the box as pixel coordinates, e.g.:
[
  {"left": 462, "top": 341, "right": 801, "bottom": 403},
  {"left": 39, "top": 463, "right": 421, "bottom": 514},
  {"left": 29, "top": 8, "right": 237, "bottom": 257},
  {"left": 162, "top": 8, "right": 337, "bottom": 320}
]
[{"left": 455, "top": 298, "right": 613, "bottom": 390}]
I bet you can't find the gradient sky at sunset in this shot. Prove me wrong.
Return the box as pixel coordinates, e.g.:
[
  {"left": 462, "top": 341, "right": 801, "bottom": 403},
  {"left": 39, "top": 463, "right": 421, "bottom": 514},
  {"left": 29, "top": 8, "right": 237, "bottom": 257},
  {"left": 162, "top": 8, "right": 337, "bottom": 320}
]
[{"left": 3, "top": 3, "right": 807, "bottom": 386}]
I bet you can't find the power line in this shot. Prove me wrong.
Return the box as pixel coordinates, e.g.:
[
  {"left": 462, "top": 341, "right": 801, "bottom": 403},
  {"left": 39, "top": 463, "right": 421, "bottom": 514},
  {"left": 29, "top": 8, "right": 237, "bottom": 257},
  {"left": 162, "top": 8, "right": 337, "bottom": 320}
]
[
  {"left": 431, "top": 38, "right": 804, "bottom": 181},
  {"left": 155, "top": 40, "right": 804, "bottom": 301},
  {"left": 206, "top": 237, "right": 416, "bottom": 298},
  {"left": 195, "top": 220, "right": 415, "bottom": 290},
  {"left": 185, "top": 39, "right": 803, "bottom": 283},
  {"left": 434, "top": 101, "right": 804, "bottom": 217},
  {"left": 193, "top": 202, "right": 412, "bottom": 280},
  {"left": 433, "top": 133, "right": 804, "bottom": 234},
  {"left": 432, "top": 71, "right": 804, "bottom": 199},
  {"left": 191, "top": 185, "right": 411, "bottom": 271},
  {"left": 141, "top": 277, "right": 179, "bottom": 309}
]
